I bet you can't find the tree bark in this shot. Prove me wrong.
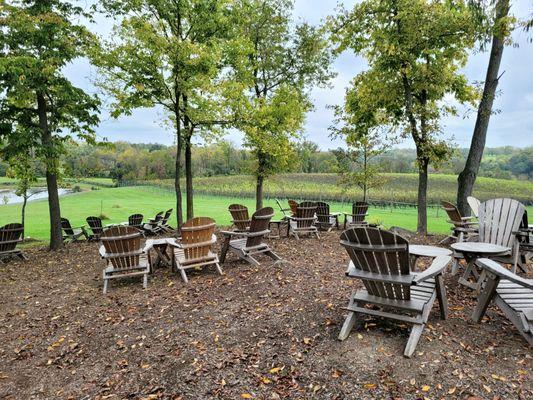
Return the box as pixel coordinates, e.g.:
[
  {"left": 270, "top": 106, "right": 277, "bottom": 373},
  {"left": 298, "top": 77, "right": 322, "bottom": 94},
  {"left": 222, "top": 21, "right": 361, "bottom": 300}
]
[
  {"left": 37, "top": 92, "right": 63, "bottom": 250},
  {"left": 255, "top": 174, "right": 264, "bottom": 210},
  {"left": 174, "top": 95, "right": 184, "bottom": 233},
  {"left": 457, "top": 0, "right": 509, "bottom": 215},
  {"left": 417, "top": 157, "right": 429, "bottom": 235},
  {"left": 21, "top": 194, "right": 27, "bottom": 239},
  {"left": 185, "top": 133, "right": 193, "bottom": 220}
]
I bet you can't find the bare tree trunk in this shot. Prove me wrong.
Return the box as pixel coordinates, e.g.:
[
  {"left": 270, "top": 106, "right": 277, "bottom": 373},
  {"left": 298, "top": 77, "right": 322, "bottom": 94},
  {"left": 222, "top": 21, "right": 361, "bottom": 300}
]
[
  {"left": 255, "top": 174, "right": 264, "bottom": 210},
  {"left": 185, "top": 133, "right": 193, "bottom": 220},
  {"left": 457, "top": 0, "right": 509, "bottom": 215},
  {"left": 21, "top": 195, "right": 27, "bottom": 240},
  {"left": 174, "top": 95, "right": 183, "bottom": 233},
  {"left": 37, "top": 92, "right": 62, "bottom": 250},
  {"left": 417, "top": 157, "right": 429, "bottom": 235}
]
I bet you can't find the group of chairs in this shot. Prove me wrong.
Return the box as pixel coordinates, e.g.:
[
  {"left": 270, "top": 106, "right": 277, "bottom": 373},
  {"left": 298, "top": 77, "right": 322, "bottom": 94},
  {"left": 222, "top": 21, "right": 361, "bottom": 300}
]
[{"left": 60, "top": 209, "right": 174, "bottom": 243}]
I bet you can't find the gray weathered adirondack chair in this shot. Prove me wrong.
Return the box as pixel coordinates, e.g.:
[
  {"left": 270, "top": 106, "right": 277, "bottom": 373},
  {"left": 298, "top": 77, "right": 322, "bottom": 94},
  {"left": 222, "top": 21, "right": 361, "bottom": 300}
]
[
  {"left": 288, "top": 200, "right": 298, "bottom": 216},
  {"left": 343, "top": 201, "right": 369, "bottom": 229},
  {"left": 86, "top": 216, "right": 104, "bottom": 241},
  {"left": 159, "top": 208, "right": 174, "bottom": 233},
  {"left": 220, "top": 207, "right": 281, "bottom": 266},
  {"left": 228, "top": 204, "right": 251, "bottom": 232},
  {"left": 440, "top": 201, "right": 477, "bottom": 244},
  {"left": 128, "top": 214, "right": 144, "bottom": 230},
  {"left": 0, "top": 223, "right": 26, "bottom": 262},
  {"left": 338, "top": 227, "right": 450, "bottom": 357},
  {"left": 143, "top": 211, "right": 163, "bottom": 235},
  {"left": 467, "top": 196, "right": 481, "bottom": 218},
  {"left": 288, "top": 201, "right": 319, "bottom": 239},
  {"left": 472, "top": 258, "right": 532, "bottom": 345},
  {"left": 99, "top": 226, "right": 150, "bottom": 294},
  {"left": 454, "top": 198, "right": 525, "bottom": 284},
  {"left": 61, "top": 218, "right": 88, "bottom": 243},
  {"left": 316, "top": 201, "right": 340, "bottom": 231},
  {"left": 172, "top": 217, "right": 222, "bottom": 283},
  {"left": 515, "top": 210, "right": 532, "bottom": 273}
]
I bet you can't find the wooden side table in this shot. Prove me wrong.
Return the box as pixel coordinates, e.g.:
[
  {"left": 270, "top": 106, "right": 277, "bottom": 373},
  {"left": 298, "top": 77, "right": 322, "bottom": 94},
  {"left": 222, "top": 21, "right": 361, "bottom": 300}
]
[
  {"left": 144, "top": 238, "right": 177, "bottom": 272},
  {"left": 409, "top": 245, "right": 452, "bottom": 271}
]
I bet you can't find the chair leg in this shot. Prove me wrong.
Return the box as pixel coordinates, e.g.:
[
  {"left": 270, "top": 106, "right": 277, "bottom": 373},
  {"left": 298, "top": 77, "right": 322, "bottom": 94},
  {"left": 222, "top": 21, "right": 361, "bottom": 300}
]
[
  {"left": 338, "top": 296, "right": 358, "bottom": 341},
  {"left": 451, "top": 258, "right": 460, "bottom": 275},
  {"left": 215, "top": 262, "right": 223, "bottom": 275},
  {"left": 435, "top": 274, "right": 448, "bottom": 320},
  {"left": 143, "top": 273, "right": 148, "bottom": 289},
  {"left": 404, "top": 323, "right": 424, "bottom": 358},
  {"left": 471, "top": 274, "right": 499, "bottom": 323},
  {"left": 103, "top": 278, "right": 108, "bottom": 294},
  {"left": 220, "top": 236, "right": 230, "bottom": 263},
  {"left": 179, "top": 268, "right": 189, "bottom": 284}
]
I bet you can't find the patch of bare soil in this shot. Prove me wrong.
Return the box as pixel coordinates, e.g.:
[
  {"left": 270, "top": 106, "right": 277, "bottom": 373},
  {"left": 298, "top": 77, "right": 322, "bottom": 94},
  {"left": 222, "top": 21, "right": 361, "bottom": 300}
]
[{"left": 0, "top": 231, "right": 531, "bottom": 399}]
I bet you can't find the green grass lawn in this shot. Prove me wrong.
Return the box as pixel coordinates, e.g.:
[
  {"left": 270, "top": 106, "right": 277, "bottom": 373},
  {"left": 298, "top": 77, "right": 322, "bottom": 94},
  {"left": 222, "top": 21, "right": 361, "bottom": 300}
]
[{"left": 2, "top": 184, "right": 531, "bottom": 242}]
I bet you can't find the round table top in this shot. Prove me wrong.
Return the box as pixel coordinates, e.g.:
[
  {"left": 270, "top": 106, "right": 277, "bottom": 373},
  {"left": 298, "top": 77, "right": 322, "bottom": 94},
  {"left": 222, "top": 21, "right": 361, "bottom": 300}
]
[
  {"left": 409, "top": 245, "right": 452, "bottom": 258},
  {"left": 450, "top": 241, "right": 510, "bottom": 255}
]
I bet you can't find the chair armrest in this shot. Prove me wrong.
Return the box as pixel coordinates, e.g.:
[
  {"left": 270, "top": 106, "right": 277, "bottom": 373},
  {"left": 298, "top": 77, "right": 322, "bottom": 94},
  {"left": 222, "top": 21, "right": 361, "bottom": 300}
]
[
  {"left": 461, "top": 216, "right": 476, "bottom": 221},
  {"left": 220, "top": 230, "right": 245, "bottom": 237},
  {"left": 476, "top": 258, "right": 533, "bottom": 289},
  {"left": 412, "top": 256, "right": 451, "bottom": 284}
]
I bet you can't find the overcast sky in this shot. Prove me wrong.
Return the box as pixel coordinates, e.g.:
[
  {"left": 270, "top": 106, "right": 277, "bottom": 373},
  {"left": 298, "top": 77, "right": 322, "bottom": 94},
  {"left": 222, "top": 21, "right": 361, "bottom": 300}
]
[{"left": 66, "top": 0, "right": 533, "bottom": 150}]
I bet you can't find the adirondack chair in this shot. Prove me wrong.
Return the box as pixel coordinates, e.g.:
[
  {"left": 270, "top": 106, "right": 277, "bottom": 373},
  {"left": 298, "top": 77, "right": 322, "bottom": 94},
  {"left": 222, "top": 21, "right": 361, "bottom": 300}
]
[
  {"left": 343, "top": 201, "right": 369, "bottom": 229},
  {"left": 228, "top": 204, "right": 251, "bottom": 232},
  {"left": 288, "top": 200, "right": 298, "bottom": 216},
  {"left": 275, "top": 199, "right": 291, "bottom": 218},
  {"left": 338, "top": 227, "right": 450, "bottom": 357},
  {"left": 454, "top": 198, "right": 526, "bottom": 285},
  {"left": 440, "top": 201, "right": 477, "bottom": 244},
  {"left": 513, "top": 210, "right": 532, "bottom": 273},
  {"left": 172, "top": 217, "right": 222, "bottom": 283},
  {"left": 143, "top": 211, "right": 163, "bottom": 235},
  {"left": 0, "top": 223, "right": 26, "bottom": 262},
  {"left": 159, "top": 208, "right": 174, "bottom": 233},
  {"left": 128, "top": 214, "right": 144, "bottom": 230},
  {"left": 467, "top": 196, "right": 481, "bottom": 218},
  {"left": 99, "top": 226, "right": 150, "bottom": 294},
  {"left": 86, "top": 216, "right": 104, "bottom": 241},
  {"left": 220, "top": 207, "right": 281, "bottom": 266},
  {"left": 472, "top": 258, "right": 532, "bottom": 345},
  {"left": 288, "top": 201, "right": 319, "bottom": 239},
  {"left": 316, "top": 201, "right": 340, "bottom": 231},
  {"left": 61, "top": 218, "right": 88, "bottom": 243}
]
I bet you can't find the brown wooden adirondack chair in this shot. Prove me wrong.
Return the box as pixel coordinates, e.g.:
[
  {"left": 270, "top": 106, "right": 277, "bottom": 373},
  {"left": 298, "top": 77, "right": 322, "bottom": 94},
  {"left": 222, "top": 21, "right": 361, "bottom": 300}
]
[
  {"left": 61, "top": 217, "right": 88, "bottom": 243},
  {"left": 220, "top": 207, "right": 281, "bottom": 266},
  {"left": 99, "top": 226, "right": 150, "bottom": 294},
  {"left": 128, "top": 214, "right": 144, "bottom": 230},
  {"left": 440, "top": 201, "right": 477, "bottom": 244},
  {"left": 172, "top": 217, "right": 222, "bottom": 283},
  {"left": 0, "top": 223, "right": 26, "bottom": 262},
  {"left": 472, "top": 258, "right": 532, "bottom": 345},
  {"left": 288, "top": 201, "right": 319, "bottom": 239},
  {"left": 288, "top": 200, "right": 298, "bottom": 216},
  {"left": 228, "top": 204, "right": 251, "bottom": 232},
  {"left": 86, "top": 216, "right": 104, "bottom": 241},
  {"left": 454, "top": 198, "right": 525, "bottom": 286},
  {"left": 343, "top": 201, "right": 369, "bottom": 229},
  {"left": 338, "top": 227, "right": 450, "bottom": 357},
  {"left": 316, "top": 201, "right": 340, "bottom": 231}
]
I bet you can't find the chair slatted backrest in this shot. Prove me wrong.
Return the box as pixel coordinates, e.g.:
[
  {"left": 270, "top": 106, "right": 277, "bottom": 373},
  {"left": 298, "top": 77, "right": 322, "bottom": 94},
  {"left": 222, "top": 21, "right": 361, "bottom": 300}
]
[
  {"left": 340, "top": 227, "right": 411, "bottom": 300},
  {"left": 351, "top": 202, "right": 369, "bottom": 224},
  {"left": 441, "top": 201, "right": 463, "bottom": 227},
  {"left": 181, "top": 217, "right": 216, "bottom": 261},
  {"left": 128, "top": 214, "right": 144, "bottom": 229},
  {"left": 246, "top": 207, "right": 274, "bottom": 248},
  {"left": 478, "top": 198, "right": 525, "bottom": 248},
  {"left": 288, "top": 200, "right": 298, "bottom": 216},
  {"left": 228, "top": 204, "right": 250, "bottom": 231},
  {"left": 61, "top": 218, "right": 75, "bottom": 236},
  {"left": 86, "top": 216, "right": 104, "bottom": 236},
  {"left": 296, "top": 201, "right": 317, "bottom": 229},
  {"left": 467, "top": 196, "right": 481, "bottom": 218},
  {"left": 316, "top": 202, "right": 331, "bottom": 225},
  {"left": 0, "top": 223, "right": 24, "bottom": 253},
  {"left": 101, "top": 226, "right": 143, "bottom": 270},
  {"left": 161, "top": 209, "right": 173, "bottom": 225}
]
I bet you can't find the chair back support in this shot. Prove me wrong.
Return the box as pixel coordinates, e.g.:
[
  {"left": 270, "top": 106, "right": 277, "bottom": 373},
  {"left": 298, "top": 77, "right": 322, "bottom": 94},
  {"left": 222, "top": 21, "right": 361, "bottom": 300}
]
[
  {"left": 86, "top": 216, "right": 104, "bottom": 235},
  {"left": 441, "top": 201, "right": 463, "bottom": 227},
  {"left": 128, "top": 214, "right": 144, "bottom": 229},
  {"left": 467, "top": 196, "right": 481, "bottom": 218},
  {"left": 61, "top": 218, "right": 75, "bottom": 235},
  {"left": 316, "top": 202, "right": 331, "bottom": 225},
  {"left": 340, "top": 227, "right": 411, "bottom": 301},
  {"left": 181, "top": 217, "right": 216, "bottom": 261},
  {"left": 351, "top": 202, "right": 369, "bottom": 224},
  {"left": 246, "top": 207, "right": 274, "bottom": 248},
  {"left": 228, "top": 204, "right": 250, "bottom": 231},
  {"left": 0, "top": 223, "right": 24, "bottom": 253},
  {"left": 101, "top": 226, "right": 143, "bottom": 270},
  {"left": 288, "top": 200, "right": 298, "bottom": 216},
  {"left": 161, "top": 209, "right": 172, "bottom": 225},
  {"left": 296, "top": 201, "right": 317, "bottom": 228},
  {"left": 478, "top": 198, "right": 525, "bottom": 248}
]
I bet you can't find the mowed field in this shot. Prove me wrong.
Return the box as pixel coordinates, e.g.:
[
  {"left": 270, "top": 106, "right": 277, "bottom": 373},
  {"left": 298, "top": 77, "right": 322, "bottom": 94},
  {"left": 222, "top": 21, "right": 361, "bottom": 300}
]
[{"left": 0, "top": 173, "right": 531, "bottom": 242}]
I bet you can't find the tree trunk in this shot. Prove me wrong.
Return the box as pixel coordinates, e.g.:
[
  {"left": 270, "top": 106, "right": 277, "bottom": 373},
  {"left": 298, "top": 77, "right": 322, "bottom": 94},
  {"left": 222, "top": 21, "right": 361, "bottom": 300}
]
[
  {"left": 174, "top": 95, "right": 183, "bottom": 233},
  {"left": 185, "top": 133, "right": 193, "bottom": 220},
  {"left": 37, "top": 92, "right": 62, "bottom": 250},
  {"left": 21, "top": 195, "right": 27, "bottom": 239},
  {"left": 457, "top": 0, "right": 509, "bottom": 215},
  {"left": 417, "top": 157, "right": 429, "bottom": 235},
  {"left": 255, "top": 174, "right": 264, "bottom": 210}
]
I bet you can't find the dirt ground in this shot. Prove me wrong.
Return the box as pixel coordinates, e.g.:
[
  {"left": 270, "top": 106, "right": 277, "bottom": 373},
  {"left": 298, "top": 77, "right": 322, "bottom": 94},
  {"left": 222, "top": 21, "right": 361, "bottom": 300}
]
[{"left": 0, "top": 230, "right": 531, "bottom": 400}]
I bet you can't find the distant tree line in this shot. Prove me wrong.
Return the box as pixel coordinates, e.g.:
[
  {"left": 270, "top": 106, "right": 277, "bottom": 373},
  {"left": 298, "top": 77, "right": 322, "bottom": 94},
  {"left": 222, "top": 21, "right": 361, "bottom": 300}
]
[{"left": 1, "top": 141, "right": 529, "bottom": 182}]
